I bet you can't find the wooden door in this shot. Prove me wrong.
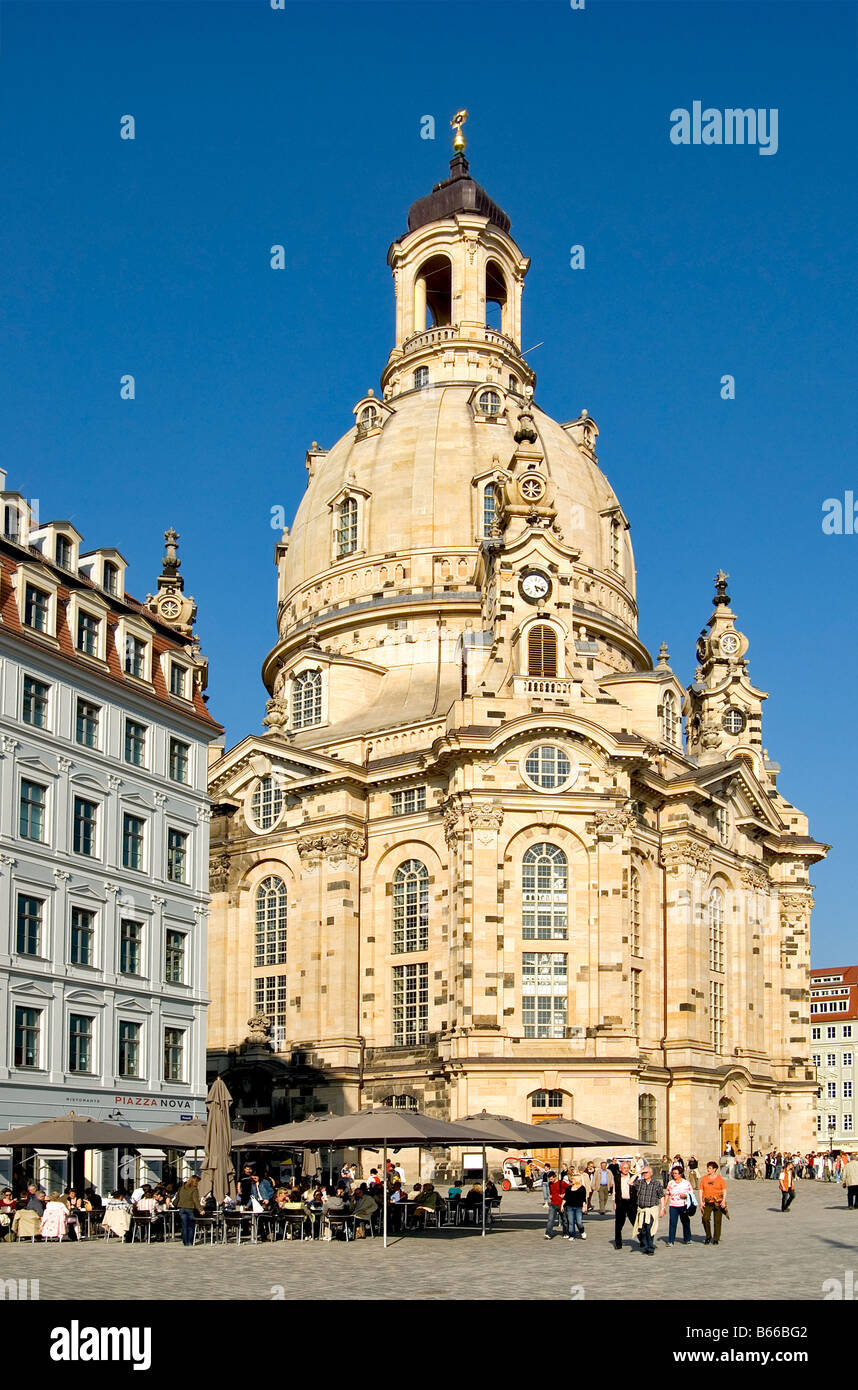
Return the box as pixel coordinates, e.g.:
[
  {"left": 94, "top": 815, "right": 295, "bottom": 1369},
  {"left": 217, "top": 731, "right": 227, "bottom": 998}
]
[{"left": 721, "top": 1122, "right": 740, "bottom": 1153}]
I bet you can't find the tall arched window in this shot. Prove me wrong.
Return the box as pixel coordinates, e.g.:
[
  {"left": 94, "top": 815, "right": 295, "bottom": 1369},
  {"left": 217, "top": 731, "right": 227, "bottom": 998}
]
[
  {"left": 255, "top": 877, "right": 287, "bottom": 966},
  {"left": 638, "top": 1093, "right": 657, "bottom": 1145},
  {"left": 336, "top": 496, "right": 358, "bottom": 557},
  {"left": 292, "top": 670, "right": 322, "bottom": 729},
  {"left": 709, "top": 886, "right": 725, "bottom": 973},
  {"left": 251, "top": 776, "right": 283, "bottom": 831},
  {"left": 630, "top": 867, "right": 642, "bottom": 956},
  {"left": 485, "top": 258, "right": 507, "bottom": 332},
  {"left": 522, "top": 843, "right": 568, "bottom": 939},
  {"left": 392, "top": 860, "right": 429, "bottom": 954},
  {"left": 661, "top": 690, "right": 679, "bottom": 746},
  {"left": 528, "top": 625, "right": 558, "bottom": 677},
  {"left": 483, "top": 483, "right": 501, "bottom": 538}
]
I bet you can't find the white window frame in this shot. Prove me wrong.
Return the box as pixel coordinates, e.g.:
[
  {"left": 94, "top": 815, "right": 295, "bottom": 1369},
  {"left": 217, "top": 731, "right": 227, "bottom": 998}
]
[
  {"left": 14, "top": 563, "right": 60, "bottom": 640},
  {"left": 69, "top": 592, "right": 109, "bottom": 663},
  {"left": 117, "top": 616, "right": 153, "bottom": 685}
]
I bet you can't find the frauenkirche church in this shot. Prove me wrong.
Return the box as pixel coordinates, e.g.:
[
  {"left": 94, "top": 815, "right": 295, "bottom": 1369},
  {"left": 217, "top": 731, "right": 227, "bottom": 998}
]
[{"left": 206, "top": 119, "right": 827, "bottom": 1157}]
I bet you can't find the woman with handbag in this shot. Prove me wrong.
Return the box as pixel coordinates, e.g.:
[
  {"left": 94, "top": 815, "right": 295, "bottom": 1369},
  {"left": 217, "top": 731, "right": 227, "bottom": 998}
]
[{"left": 665, "top": 1165, "right": 695, "bottom": 1245}]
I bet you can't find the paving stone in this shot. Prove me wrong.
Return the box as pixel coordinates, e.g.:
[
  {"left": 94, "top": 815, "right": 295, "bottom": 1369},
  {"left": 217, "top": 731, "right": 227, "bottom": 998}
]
[{"left": 2, "top": 1181, "right": 854, "bottom": 1301}]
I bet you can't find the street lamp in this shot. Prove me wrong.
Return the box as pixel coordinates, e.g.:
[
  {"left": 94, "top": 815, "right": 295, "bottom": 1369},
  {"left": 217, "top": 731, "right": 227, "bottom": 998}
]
[{"left": 747, "top": 1119, "right": 756, "bottom": 1154}]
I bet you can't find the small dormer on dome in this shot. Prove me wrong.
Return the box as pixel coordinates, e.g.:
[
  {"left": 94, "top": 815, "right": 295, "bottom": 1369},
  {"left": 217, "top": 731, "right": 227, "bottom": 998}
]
[{"left": 353, "top": 390, "right": 394, "bottom": 439}]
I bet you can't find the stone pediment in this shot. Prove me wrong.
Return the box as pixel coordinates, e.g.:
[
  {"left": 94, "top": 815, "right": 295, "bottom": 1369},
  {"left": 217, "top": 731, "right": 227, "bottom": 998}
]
[
  {"left": 208, "top": 736, "right": 362, "bottom": 801},
  {"left": 9, "top": 980, "right": 54, "bottom": 1000},
  {"left": 65, "top": 990, "right": 105, "bottom": 1007},
  {"left": 17, "top": 755, "right": 58, "bottom": 777}
]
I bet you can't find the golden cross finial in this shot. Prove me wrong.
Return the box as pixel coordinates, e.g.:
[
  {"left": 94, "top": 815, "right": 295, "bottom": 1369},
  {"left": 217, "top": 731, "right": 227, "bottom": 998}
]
[{"left": 451, "top": 109, "right": 468, "bottom": 154}]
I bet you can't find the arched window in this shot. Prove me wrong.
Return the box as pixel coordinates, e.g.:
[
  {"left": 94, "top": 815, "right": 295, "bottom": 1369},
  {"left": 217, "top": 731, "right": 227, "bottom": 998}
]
[
  {"left": 392, "top": 860, "right": 429, "bottom": 954},
  {"left": 380, "top": 1093, "right": 418, "bottom": 1111},
  {"left": 709, "top": 887, "right": 725, "bottom": 973},
  {"left": 528, "top": 625, "right": 558, "bottom": 677},
  {"left": 250, "top": 776, "right": 283, "bottom": 831},
  {"left": 485, "top": 258, "right": 507, "bottom": 332},
  {"left": 414, "top": 254, "right": 452, "bottom": 330},
  {"left": 292, "top": 670, "right": 322, "bottom": 729},
  {"left": 358, "top": 405, "right": 378, "bottom": 433},
  {"left": 630, "top": 867, "right": 642, "bottom": 956},
  {"left": 638, "top": 1093, "right": 657, "bottom": 1145},
  {"left": 255, "top": 877, "right": 287, "bottom": 966},
  {"left": 336, "top": 496, "right": 358, "bottom": 557},
  {"left": 478, "top": 388, "right": 501, "bottom": 416},
  {"left": 523, "top": 843, "right": 568, "bottom": 940},
  {"left": 531, "top": 1089, "right": 564, "bottom": 1111},
  {"left": 483, "top": 482, "right": 501, "bottom": 538},
  {"left": 661, "top": 690, "right": 679, "bottom": 746}
]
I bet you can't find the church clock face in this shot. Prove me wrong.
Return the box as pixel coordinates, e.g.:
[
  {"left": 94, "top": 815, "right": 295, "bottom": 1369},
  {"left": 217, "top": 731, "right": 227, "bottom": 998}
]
[
  {"left": 720, "top": 632, "right": 740, "bottom": 656},
  {"left": 159, "top": 597, "right": 181, "bottom": 621},
  {"left": 519, "top": 570, "right": 551, "bottom": 603}
]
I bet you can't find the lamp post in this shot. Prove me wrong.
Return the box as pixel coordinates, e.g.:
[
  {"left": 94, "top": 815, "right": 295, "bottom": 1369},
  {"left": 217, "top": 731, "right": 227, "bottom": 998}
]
[{"left": 747, "top": 1119, "right": 757, "bottom": 1177}]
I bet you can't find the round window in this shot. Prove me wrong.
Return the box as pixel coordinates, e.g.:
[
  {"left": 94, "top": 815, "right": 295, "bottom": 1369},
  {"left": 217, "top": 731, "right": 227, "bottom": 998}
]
[
  {"left": 478, "top": 389, "right": 501, "bottom": 416},
  {"left": 524, "top": 745, "right": 577, "bottom": 791},
  {"left": 250, "top": 776, "right": 284, "bottom": 831},
  {"left": 722, "top": 708, "right": 746, "bottom": 735}
]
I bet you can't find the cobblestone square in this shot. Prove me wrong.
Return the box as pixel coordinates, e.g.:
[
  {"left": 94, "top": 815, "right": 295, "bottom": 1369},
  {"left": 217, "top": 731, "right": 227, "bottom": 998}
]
[{"left": 3, "top": 1181, "right": 856, "bottom": 1302}]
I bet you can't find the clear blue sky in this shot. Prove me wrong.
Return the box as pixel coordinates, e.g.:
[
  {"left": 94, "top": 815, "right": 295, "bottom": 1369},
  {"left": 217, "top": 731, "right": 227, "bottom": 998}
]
[{"left": 1, "top": 1, "right": 854, "bottom": 964}]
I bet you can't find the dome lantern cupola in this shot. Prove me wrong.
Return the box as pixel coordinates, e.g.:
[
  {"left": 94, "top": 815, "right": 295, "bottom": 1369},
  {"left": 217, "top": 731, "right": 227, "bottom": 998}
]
[{"left": 382, "top": 112, "right": 533, "bottom": 400}]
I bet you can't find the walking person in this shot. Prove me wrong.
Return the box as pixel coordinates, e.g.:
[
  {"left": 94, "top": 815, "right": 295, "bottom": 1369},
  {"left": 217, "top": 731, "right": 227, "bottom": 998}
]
[
  {"left": 609, "top": 1159, "right": 638, "bottom": 1250},
  {"left": 841, "top": 1152, "right": 858, "bottom": 1208},
  {"left": 779, "top": 1161, "right": 796, "bottom": 1212},
  {"left": 699, "top": 1161, "right": 728, "bottom": 1245},
  {"left": 632, "top": 1164, "right": 664, "bottom": 1256},
  {"left": 544, "top": 1171, "right": 567, "bottom": 1239},
  {"left": 687, "top": 1155, "right": 699, "bottom": 1190},
  {"left": 177, "top": 1175, "right": 203, "bottom": 1246},
  {"left": 595, "top": 1160, "right": 613, "bottom": 1213},
  {"left": 563, "top": 1173, "right": 588, "bottom": 1240},
  {"left": 665, "top": 1165, "right": 695, "bottom": 1245}
]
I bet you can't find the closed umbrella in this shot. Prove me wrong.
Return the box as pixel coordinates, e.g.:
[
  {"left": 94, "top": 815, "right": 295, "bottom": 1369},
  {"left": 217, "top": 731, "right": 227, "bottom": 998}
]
[{"left": 199, "top": 1078, "right": 237, "bottom": 1205}]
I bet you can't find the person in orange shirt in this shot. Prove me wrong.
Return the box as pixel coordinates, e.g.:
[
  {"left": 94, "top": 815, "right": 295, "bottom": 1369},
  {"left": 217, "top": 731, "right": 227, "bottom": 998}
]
[{"left": 699, "top": 1161, "right": 728, "bottom": 1245}]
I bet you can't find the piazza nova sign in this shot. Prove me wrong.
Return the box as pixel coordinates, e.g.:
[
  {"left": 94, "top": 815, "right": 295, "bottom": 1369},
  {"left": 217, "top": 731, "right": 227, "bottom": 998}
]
[{"left": 60, "top": 1092, "right": 200, "bottom": 1116}]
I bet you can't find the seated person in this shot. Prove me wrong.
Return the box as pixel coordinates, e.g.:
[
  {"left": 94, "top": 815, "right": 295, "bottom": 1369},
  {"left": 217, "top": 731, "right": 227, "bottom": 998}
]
[
  {"left": 447, "top": 1180, "right": 463, "bottom": 1201},
  {"left": 484, "top": 1179, "right": 500, "bottom": 1203},
  {"left": 40, "top": 1194, "right": 69, "bottom": 1241},
  {"left": 352, "top": 1184, "right": 379, "bottom": 1238},
  {"left": 12, "top": 1206, "right": 41, "bottom": 1240},
  {"left": 102, "top": 1191, "right": 132, "bottom": 1239},
  {"left": 0, "top": 1189, "right": 16, "bottom": 1242},
  {"left": 323, "top": 1186, "right": 352, "bottom": 1239},
  {"left": 412, "top": 1183, "right": 441, "bottom": 1226}
]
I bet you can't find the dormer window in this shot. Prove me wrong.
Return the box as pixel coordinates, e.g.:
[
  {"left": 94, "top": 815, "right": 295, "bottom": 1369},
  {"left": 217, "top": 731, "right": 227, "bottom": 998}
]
[
  {"left": 103, "top": 561, "right": 119, "bottom": 596},
  {"left": 337, "top": 496, "right": 358, "bottom": 557},
  {"left": 4, "top": 504, "right": 20, "bottom": 540},
  {"left": 169, "top": 661, "right": 189, "bottom": 699},
  {"left": 292, "top": 669, "right": 322, "bottom": 729},
  {"left": 478, "top": 389, "right": 501, "bottom": 417},
  {"left": 414, "top": 366, "right": 429, "bottom": 389},
  {"left": 77, "top": 611, "right": 100, "bottom": 656},
  {"left": 359, "top": 406, "right": 378, "bottom": 434},
  {"left": 24, "top": 583, "right": 50, "bottom": 633},
  {"left": 55, "top": 534, "right": 73, "bottom": 571}
]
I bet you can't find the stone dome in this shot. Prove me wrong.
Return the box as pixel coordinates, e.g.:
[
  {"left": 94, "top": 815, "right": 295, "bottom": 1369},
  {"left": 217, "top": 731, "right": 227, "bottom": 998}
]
[{"left": 279, "top": 384, "right": 635, "bottom": 620}]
